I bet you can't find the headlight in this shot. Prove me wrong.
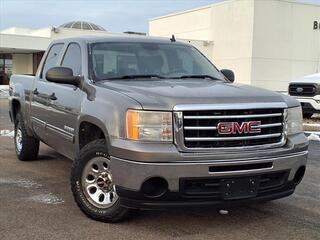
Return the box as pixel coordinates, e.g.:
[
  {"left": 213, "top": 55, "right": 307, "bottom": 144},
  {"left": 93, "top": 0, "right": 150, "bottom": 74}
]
[
  {"left": 126, "top": 110, "right": 173, "bottom": 141},
  {"left": 286, "top": 106, "right": 303, "bottom": 135}
]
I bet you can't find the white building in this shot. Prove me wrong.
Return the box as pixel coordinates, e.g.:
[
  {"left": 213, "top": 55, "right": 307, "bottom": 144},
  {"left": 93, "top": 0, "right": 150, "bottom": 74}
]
[
  {"left": 149, "top": 0, "right": 320, "bottom": 91},
  {"left": 0, "top": 21, "right": 136, "bottom": 84}
]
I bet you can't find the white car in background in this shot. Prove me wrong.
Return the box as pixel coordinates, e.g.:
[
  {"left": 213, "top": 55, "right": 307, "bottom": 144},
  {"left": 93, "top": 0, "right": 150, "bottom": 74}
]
[{"left": 289, "top": 73, "right": 320, "bottom": 118}]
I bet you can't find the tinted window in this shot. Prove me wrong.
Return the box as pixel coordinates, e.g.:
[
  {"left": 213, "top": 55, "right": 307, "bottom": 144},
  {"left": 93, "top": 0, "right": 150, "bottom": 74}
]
[
  {"left": 90, "top": 42, "right": 224, "bottom": 81},
  {"left": 61, "top": 43, "right": 82, "bottom": 75},
  {"left": 42, "top": 44, "right": 64, "bottom": 78}
]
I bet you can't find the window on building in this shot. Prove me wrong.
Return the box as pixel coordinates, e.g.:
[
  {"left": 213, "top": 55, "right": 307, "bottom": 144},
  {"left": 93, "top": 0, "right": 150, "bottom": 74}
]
[
  {"left": 33, "top": 52, "right": 45, "bottom": 74},
  {"left": 0, "top": 54, "right": 12, "bottom": 85},
  {"left": 61, "top": 43, "right": 81, "bottom": 75},
  {"left": 41, "top": 43, "right": 64, "bottom": 79}
]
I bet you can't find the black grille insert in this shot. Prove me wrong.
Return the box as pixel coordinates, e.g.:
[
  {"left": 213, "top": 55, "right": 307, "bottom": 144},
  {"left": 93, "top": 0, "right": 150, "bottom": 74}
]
[
  {"left": 209, "top": 162, "right": 273, "bottom": 173},
  {"left": 180, "top": 171, "right": 289, "bottom": 197},
  {"left": 289, "top": 83, "right": 318, "bottom": 97}
]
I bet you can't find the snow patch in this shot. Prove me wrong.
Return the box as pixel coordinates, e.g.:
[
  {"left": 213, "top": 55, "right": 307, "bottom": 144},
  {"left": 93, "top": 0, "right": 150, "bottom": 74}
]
[
  {"left": 0, "top": 86, "right": 9, "bottom": 98},
  {"left": 0, "top": 130, "right": 14, "bottom": 137},
  {"left": 0, "top": 177, "right": 42, "bottom": 188},
  {"left": 0, "top": 177, "right": 64, "bottom": 205},
  {"left": 28, "top": 193, "right": 64, "bottom": 205},
  {"left": 0, "top": 85, "right": 9, "bottom": 90},
  {"left": 308, "top": 133, "right": 320, "bottom": 141}
]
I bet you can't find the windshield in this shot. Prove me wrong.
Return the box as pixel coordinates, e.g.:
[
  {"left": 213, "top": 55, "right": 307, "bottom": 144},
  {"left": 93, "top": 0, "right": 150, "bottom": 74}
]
[{"left": 90, "top": 42, "right": 225, "bottom": 81}]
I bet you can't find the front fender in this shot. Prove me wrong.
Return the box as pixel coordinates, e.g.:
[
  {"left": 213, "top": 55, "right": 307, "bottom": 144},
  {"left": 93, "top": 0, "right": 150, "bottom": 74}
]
[{"left": 76, "top": 115, "right": 112, "bottom": 155}]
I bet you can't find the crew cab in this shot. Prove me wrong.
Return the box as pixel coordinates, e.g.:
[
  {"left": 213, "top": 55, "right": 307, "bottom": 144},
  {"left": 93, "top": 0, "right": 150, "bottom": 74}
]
[
  {"left": 9, "top": 36, "right": 308, "bottom": 222},
  {"left": 289, "top": 73, "right": 320, "bottom": 118}
]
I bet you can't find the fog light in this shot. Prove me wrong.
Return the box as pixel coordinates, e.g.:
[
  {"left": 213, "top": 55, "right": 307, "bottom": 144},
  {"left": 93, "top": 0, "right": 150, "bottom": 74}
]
[{"left": 141, "top": 177, "right": 168, "bottom": 198}]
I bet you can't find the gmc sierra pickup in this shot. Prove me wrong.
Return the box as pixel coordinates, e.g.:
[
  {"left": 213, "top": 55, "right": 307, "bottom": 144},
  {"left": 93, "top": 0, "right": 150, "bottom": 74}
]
[{"left": 9, "top": 36, "right": 308, "bottom": 222}]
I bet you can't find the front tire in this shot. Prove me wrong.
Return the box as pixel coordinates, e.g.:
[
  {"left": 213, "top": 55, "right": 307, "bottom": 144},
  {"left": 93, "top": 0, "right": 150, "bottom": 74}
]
[
  {"left": 14, "top": 112, "right": 40, "bottom": 161},
  {"left": 70, "top": 139, "right": 129, "bottom": 222}
]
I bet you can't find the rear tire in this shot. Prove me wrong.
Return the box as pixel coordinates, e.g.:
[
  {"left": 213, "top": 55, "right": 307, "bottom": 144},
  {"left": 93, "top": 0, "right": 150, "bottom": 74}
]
[
  {"left": 303, "top": 112, "right": 313, "bottom": 119},
  {"left": 14, "top": 112, "right": 40, "bottom": 161},
  {"left": 70, "top": 139, "right": 129, "bottom": 223}
]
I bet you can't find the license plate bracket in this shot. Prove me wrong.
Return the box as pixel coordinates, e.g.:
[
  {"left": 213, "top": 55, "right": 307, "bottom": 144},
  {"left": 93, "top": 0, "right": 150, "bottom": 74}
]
[{"left": 220, "top": 177, "right": 260, "bottom": 200}]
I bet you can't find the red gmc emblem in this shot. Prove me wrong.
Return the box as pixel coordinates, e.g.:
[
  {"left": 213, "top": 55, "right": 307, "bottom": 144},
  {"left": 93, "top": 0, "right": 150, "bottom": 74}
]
[{"left": 217, "top": 121, "right": 261, "bottom": 135}]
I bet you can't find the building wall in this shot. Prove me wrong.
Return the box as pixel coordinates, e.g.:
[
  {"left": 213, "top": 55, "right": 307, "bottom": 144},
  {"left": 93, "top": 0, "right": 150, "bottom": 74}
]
[
  {"left": 251, "top": 0, "right": 320, "bottom": 91},
  {"left": 149, "top": 6, "right": 212, "bottom": 41},
  {"left": 0, "top": 34, "right": 50, "bottom": 51},
  {"left": 12, "top": 54, "right": 33, "bottom": 74},
  {"left": 209, "top": 0, "right": 254, "bottom": 85},
  {"left": 149, "top": 0, "right": 255, "bottom": 85},
  {"left": 149, "top": 0, "right": 320, "bottom": 91}
]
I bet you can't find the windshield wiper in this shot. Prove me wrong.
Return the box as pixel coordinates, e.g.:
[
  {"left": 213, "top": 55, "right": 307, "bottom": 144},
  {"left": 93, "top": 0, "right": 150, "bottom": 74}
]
[
  {"left": 172, "top": 75, "right": 224, "bottom": 81},
  {"left": 103, "top": 74, "right": 166, "bottom": 80}
]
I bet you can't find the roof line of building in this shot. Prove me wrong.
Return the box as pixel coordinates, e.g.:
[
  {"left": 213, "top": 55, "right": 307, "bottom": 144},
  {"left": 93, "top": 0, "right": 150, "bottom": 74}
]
[
  {"left": 0, "top": 33, "right": 51, "bottom": 39},
  {"left": 149, "top": 0, "right": 227, "bottom": 21},
  {"left": 149, "top": 0, "right": 320, "bottom": 21}
]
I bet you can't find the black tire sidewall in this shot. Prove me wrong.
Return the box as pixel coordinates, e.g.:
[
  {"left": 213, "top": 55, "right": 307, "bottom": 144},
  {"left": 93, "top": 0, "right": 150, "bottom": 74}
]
[
  {"left": 14, "top": 112, "right": 39, "bottom": 160},
  {"left": 71, "top": 140, "right": 127, "bottom": 222}
]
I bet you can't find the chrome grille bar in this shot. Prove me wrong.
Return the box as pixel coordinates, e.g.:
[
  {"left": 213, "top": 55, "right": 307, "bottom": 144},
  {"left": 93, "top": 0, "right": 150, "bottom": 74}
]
[
  {"left": 184, "top": 113, "right": 282, "bottom": 120},
  {"left": 254, "top": 123, "right": 282, "bottom": 129},
  {"left": 185, "top": 133, "right": 282, "bottom": 142},
  {"left": 184, "top": 122, "right": 282, "bottom": 130},
  {"left": 184, "top": 126, "right": 217, "bottom": 130}
]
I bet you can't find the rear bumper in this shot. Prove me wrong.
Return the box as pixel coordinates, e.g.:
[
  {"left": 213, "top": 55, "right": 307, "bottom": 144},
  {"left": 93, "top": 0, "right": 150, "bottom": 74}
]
[{"left": 111, "top": 150, "right": 307, "bottom": 209}]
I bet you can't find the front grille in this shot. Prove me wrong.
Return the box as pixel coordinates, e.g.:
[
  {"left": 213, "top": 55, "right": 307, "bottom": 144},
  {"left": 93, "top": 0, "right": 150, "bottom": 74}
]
[
  {"left": 289, "top": 83, "right": 318, "bottom": 97},
  {"left": 182, "top": 108, "right": 284, "bottom": 149},
  {"left": 180, "top": 171, "right": 289, "bottom": 198}
]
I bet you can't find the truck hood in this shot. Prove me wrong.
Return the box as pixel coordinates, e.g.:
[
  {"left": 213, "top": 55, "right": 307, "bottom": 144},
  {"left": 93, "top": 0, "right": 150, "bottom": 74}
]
[
  {"left": 97, "top": 79, "right": 297, "bottom": 110},
  {"left": 291, "top": 73, "right": 320, "bottom": 84}
]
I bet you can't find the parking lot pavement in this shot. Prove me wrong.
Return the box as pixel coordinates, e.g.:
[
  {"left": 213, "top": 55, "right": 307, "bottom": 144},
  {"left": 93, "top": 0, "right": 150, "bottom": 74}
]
[{"left": 1, "top": 99, "right": 320, "bottom": 240}]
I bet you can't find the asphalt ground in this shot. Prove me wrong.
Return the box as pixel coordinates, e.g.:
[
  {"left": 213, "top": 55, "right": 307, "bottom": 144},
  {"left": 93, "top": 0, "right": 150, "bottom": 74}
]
[{"left": 0, "top": 99, "right": 320, "bottom": 240}]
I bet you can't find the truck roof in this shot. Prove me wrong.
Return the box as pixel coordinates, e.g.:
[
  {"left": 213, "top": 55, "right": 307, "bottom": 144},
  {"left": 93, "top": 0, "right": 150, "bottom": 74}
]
[{"left": 51, "top": 34, "right": 189, "bottom": 46}]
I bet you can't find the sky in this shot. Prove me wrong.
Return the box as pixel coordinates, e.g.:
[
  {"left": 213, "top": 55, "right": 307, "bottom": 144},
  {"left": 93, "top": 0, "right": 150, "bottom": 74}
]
[{"left": 0, "top": 0, "right": 320, "bottom": 33}]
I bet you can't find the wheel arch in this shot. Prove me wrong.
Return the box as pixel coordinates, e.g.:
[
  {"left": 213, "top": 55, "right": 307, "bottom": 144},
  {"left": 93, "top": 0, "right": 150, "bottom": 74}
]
[
  {"left": 11, "top": 98, "right": 21, "bottom": 122},
  {"left": 76, "top": 115, "right": 111, "bottom": 154}
]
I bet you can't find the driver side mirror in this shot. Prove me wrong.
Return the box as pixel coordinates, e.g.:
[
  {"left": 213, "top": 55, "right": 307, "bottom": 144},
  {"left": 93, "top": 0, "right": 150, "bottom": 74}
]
[
  {"left": 221, "top": 69, "right": 235, "bottom": 82},
  {"left": 46, "top": 67, "right": 80, "bottom": 86}
]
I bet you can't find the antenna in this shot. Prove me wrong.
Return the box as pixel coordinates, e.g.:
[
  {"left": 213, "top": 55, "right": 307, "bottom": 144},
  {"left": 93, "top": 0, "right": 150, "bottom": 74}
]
[{"left": 170, "top": 34, "right": 176, "bottom": 42}]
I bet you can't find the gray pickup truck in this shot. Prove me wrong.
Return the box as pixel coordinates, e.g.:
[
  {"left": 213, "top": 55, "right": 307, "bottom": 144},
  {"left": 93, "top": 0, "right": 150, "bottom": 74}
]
[{"left": 9, "top": 36, "right": 308, "bottom": 222}]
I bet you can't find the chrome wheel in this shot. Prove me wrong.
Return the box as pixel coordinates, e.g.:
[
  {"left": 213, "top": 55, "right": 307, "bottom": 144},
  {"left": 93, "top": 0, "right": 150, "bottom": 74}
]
[
  {"left": 81, "top": 157, "right": 118, "bottom": 208},
  {"left": 15, "top": 128, "right": 23, "bottom": 153}
]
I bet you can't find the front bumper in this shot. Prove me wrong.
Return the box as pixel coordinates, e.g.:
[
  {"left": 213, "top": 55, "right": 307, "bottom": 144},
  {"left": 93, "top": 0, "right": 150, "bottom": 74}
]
[
  {"left": 291, "top": 96, "right": 320, "bottom": 112},
  {"left": 111, "top": 150, "right": 308, "bottom": 209},
  {"left": 117, "top": 182, "right": 296, "bottom": 210}
]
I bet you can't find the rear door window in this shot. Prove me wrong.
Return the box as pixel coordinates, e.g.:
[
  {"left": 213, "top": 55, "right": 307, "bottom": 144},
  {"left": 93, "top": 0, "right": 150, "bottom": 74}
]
[
  {"left": 61, "top": 43, "right": 82, "bottom": 75},
  {"left": 41, "top": 43, "right": 64, "bottom": 79}
]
